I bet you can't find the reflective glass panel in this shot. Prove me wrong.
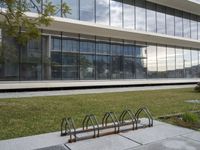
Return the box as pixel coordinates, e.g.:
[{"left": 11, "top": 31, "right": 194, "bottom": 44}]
[
  {"left": 175, "top": 10, "right": 183, "bottom": 37},
  {"left": 176, "top": 48, "right": 184, "bottom": 78},
  {"left": 183, "top": 49, "right": 192, "bottom": 78},
  {"left": 124, "top": 41, "right": 135, "bottom": 56},
  {"left": 146, "top": 2, "right": 156, "bottom": 33},
  {"left": 111, "top": 56, "right": 123, "bottom": 79},
  {"left": 80, "top": 54, "right": 95, "bottom": 79},
  {"left": 64, "top": 0, "right": 79, "bottom": 19},
  {"left": 167, "top": 47, "right": 176, "bottom": 78},
  {"left": 166, "top": 7, "right": 175, "bottom": 36},
  {"left": 96, "top": 37, "right": 110, "bottom": 54},
  {"left": 191, "top": 50, "right": 199, "bottom": 77},
  {"left": 135, "top": 58, "right": 147, "bottom": 79},
  {"left": 135, "top": 42, "right": 147, "bottom": 58},
  {"left": 96, "top": 0, "right": 110, "bottom": 25},
  {"left": 157, "top": 5, "right": 166, "bottom": 34},
  {"left": 123, "top": 0, "right": 134, "bottom": 29},
  {"left": 80, "top": 0, "right": 95, "bottom": 22},
  {"left": 191, "top": 15, "right": 198, "bottom": 40},
  {"left": 80, "top": 36, "right": 95, "bottom": 53},
  {"left": 183, "top": 13, "right": 191, "bottom": 38},
  {"left": 135, "top": 0, "right": 146, "bottom": 31},
  {"left": 110, "top": 0, "right": 122, "bottom": 27},
  {"left": 124, "top": 57, "right": 135, "bottom": 79},
  {"left": 96, "top": 55, "right": 110, "bottom": 79},
  {"left": 111, "top": 40, "right": 123, "bottom": 56},
  {"left": 157, "top": 45, "right": 167, "bottom": 78},
  {"left": 198, "top": 17, "right": 200, "bottom": 40},
  {"left": 62, "top": 37, "right": 79, "bottom": 52},
  {"left": 147, "top": 44, "right": 157, "bottom": 78}
]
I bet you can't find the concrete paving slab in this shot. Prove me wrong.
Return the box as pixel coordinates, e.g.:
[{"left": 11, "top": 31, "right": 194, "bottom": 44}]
[
  {"left": 0, "top": 132, "right": 67, "bottom": 150},
  {"left": 120, "top": 124, "right": 193, "bottom": 145},
  {"left": 36, "top": 144, "right": 69, "bottom": 150},
  {"left": 65, "top": 134, "right": 140, "bottom": 150},
  {"left": 127, "top": 136, "right": 200, "bottom": 150},
  {"left": 182, "top": 132, "right": 200, "bottom": 142}
]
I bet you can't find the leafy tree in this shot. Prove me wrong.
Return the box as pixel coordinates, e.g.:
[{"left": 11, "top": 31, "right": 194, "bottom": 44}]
[{"left": 0, "top": 0, "right": 70, "bottom": 45}]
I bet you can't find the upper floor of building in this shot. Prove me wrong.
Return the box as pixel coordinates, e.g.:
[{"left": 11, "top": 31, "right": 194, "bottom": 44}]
[{"left": 1, "top": 0, "right": 200, "bottom": 41}]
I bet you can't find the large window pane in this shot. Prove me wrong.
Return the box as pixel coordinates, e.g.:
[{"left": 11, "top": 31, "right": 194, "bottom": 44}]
[
  {"left": 80, "top": 0, "right": 95, "bottom": 22},
  {"left": 183, "top": 49, "right": 192, "bottom": 78},
  {"left": 157, "top": 45, "right": 167, "bottom": 78},
  {"left": 157, "top": 5, "right": 166, "bottom": 34},
  {"left": 191, "top": 50, "right": 199, "bottom": 78},
  {"left": 62, "top": 53, "right": 78, "bottom": 80},
  {"left": 80, "top": 55, "right": 95, "bottom": 79},
  {"left": 135, "top": 42, "right": 147, "bottom": 58},
  {"left": 51, "top": 36, "right": 62, "bottom": 80},
  {"left": 191, "top": 15, "right": 198, "bottom": 40},
  {"left": 45, "top": 0, "right": 61, "bottom": 16},
  {"left": 111, "top": 40, "right": 123, "bottom": 56},
  {"left": 124, "top": 57, "right": 135, "bottom": 79},
  {"left": 21, "top": 39, "right": 42, "bottom": 80},
  {"left": 124, "top": 41, "right": 135, "bottom": 56},
  {"left": 166, "top": 8, "right": 175, "bottom": 36},
  {"left": 183, "top": 12, "right": 191, "bottom": 38},
  {"left": 175, "top": 10, "right": 183, "bottom": 37},
  {"left": 167, "top": 47, "right": 176, "bottom": 78},
  {"left": 198, "top": 17, "right": 200, "bottom": 40},
  {"left": 0, "top": 35, "right": 19, "bottom": 81},
  {"left": 96, "top": 0, "right": 110, "bottom": 25},
  {"left": 111, "top": 56, "right": 123, "bottom": 79},
  {"left": 123, "top": 0, "right": 134, "bottom": 29},
  {"left": 80, "top": 36, "right": 95, "bottom": 53},
  {"left": 110, "top": 0, "right": 122, "bottom": 27},
  {"left": 96, "top": 37, "right": 110, "bottom": 54},
  {"left": 147, "top": 44, "right": 157, "bottom": 78},
  {"left": 176, "top": 48, "right": 184, "bottom": 78},
  {"left": 62, "top": 37, "right": 79, "bottom": 52},
  {"left": 146, "top": 2, "right": 156, "bottom": 33},
  {"left": 64, "top": 0, "right": 79, "bottom": 19},
  {"left": 135, "top": 0, "right": 146, "bottom": 31},
  {"left": 136, "top": 58, "right": 147, "bottom": 79},
  {"left": 96, "top": 55, "right": 110, "bottom": 79}
]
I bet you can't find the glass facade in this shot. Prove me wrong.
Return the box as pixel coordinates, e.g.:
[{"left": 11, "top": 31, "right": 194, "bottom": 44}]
[
  {"left": 0, "top": 31, "right": 199, "bottom": 81},
  {"left": 14, "top": 0, "right": 200, "bottom": 40}
]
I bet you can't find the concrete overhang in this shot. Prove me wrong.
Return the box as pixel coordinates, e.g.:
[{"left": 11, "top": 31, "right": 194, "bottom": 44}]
[
  {"left": 147, "top": 0, "right": 200, "bottom": 16},
  {"left": 40, "top": 15, "right": 200, "bottom": 49}
]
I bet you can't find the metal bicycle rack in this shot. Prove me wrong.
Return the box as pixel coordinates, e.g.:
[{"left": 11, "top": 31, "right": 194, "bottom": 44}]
[{"left": 61, "top": 107, "right": 153, "bottom": 143}]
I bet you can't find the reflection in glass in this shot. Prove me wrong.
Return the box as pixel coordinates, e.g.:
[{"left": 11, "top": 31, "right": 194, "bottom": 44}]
[
  {"left": 191, "top": 50, "right": 199, "bottom": 77},
  {"left": 112, "top": 56, "right": 123, "bottom": 79},
  {"left": 62, "top": 37, "right": 79, "bottom": 52},
  {"left": 62, "top": 53, "right": 78, "bottom": 80},
  {"left": 175, "top": 10, "right": 183, "bottom": 37},
  {"left": 198, "top": 17, "right": 200, "bottom": 40},
  {"left": 64, "top": 0, "right": 79, "bottom": 19},
  {"left": 135, "top": 42, "right": 147, "bottom": 58},
  {"left": 136, "top": 58, "right": 147, "bottom": 79},
  {"left": 96, "top": 0, "right": 110, "bottom": 25},
  {"left": 80, "top": 36, "right": 95, "bottom": 53},
  {"left": 124, "top": 57, "right": 135, "bottom": 79},
  {"left": 111, "top": 40, "right": 123, "bottom": 56},
  {"left": 191, "top": 15, "right": 198, "bottom": 40},
  {"left": 80, "top": 55, "right": 95, "bottom": 79},
  {"left": 183, "top": 13, "right": 191, "bottom": 38},
  {"left": 110, "top": 0, "right": 122, "bottom": 27},
  {"left": 123, "top": 0, "right": 134, "bottom": 29},
  {"left": 157, "top": 5, "right": 166, "bottom": 34},
  {"left": 146, "top": 2, "right": 156, "bottom": 33},
  {"left": 96, "top": 55, "right": 110, "bottom": 79},
  {"left": 124, "top": 41, "right": 135, "bottom": 56},
  {"left": 96, "top": 37, "right": 110, "bottom": 54},
  {"left": 80, "top": 0, "right": 95, "bottom": 22},
  {"left": 135, "top": 0, "right": 146, "bottom": 31},
  {"left": 183, "top": 49, "right": 192, "bottom": 78},
  {"left": 166, "top": 8, "right": 175, "bottom": 36},
  {"left": 176, "top": 48, "right": 184, "bottom": 78},
  {"left": 167, "top": 47, "right": 176, "bottom": 78},
  {"left": 157, "top": 45, "right": 167, "bottom": 78},
  {"left": 147, "top": 44, "right": 157, "bottom": 78}
]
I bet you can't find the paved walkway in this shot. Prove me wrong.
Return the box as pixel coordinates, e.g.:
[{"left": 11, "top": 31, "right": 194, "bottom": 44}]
[
  {"left": 0, "top": 120, "right": 200, "bottom": 150},
  {"left": 0, "top": 84, "right": 195, "bottom": 99}
]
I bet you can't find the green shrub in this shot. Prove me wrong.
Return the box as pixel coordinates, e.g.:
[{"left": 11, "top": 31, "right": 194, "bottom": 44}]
[
  {"left": 182, "top": 112, "right": 199, "bottom": 123},
  {"left": 194, "top": 82, "right": 200, "bottom": 92}
]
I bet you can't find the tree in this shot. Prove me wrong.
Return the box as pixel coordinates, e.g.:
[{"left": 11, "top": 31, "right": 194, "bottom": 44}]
[{"left": 0, "top": 0, "right": 70, "bottom": 45}]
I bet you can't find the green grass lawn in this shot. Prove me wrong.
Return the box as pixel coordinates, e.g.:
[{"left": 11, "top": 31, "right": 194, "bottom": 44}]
[{"left": 0, "top": 88, "right": 200, "bottom": 140}]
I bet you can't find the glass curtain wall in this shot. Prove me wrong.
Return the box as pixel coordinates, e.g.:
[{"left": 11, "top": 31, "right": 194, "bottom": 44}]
[
  {"left": 167, "top": 47, "right": 176, "bottom": 78},
  {"left": 25, "top": 0, "right": 200, "bottom": 40},
  {"left": 147, "top": 44, "right": 157, "bottom": 78}
]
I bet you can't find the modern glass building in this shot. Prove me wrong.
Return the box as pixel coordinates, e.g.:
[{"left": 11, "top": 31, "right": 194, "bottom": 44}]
[{"left": 0, "top": 0, "right": 200, "bottom": 81}]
